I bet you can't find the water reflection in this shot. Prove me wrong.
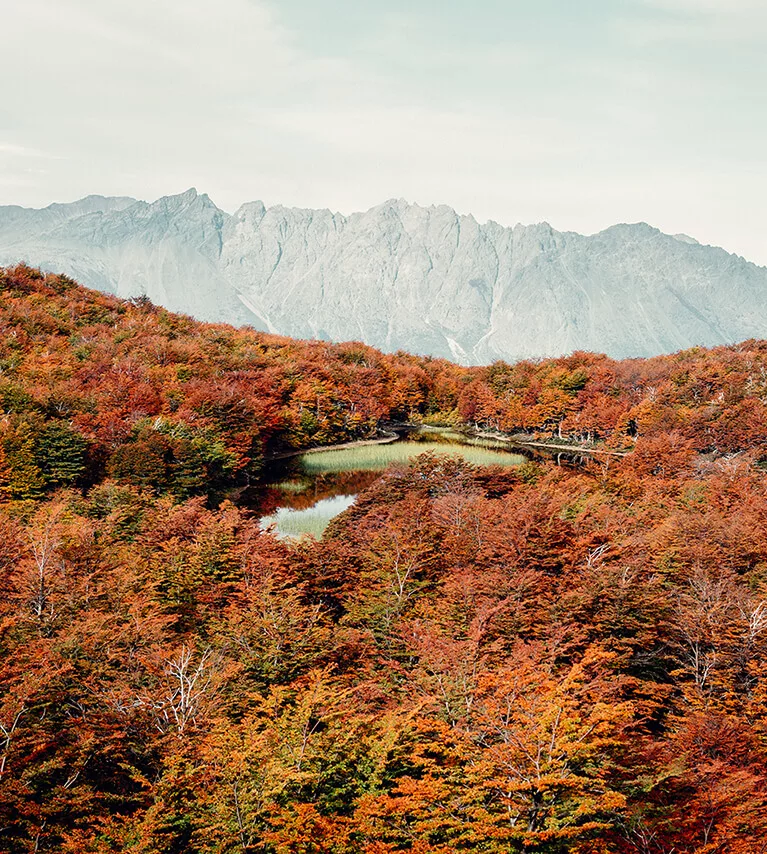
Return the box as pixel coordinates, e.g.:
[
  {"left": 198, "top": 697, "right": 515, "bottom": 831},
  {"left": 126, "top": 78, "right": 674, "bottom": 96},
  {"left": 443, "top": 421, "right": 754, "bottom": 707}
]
[{"left": 260, "top": 493, "right": 357, "bottom": 541}]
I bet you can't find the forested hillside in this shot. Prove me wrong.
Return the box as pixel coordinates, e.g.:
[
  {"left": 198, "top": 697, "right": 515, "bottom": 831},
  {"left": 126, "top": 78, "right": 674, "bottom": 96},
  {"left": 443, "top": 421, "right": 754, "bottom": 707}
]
[{"left": 2, "top": 265, "right": 767, "bottom": 852}]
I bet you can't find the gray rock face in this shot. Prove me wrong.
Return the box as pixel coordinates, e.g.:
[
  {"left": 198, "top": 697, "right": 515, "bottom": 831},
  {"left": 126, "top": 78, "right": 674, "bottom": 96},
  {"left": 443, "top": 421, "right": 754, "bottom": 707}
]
[{"left": 2, "top": 189, "right": 766, "bottom": 364}]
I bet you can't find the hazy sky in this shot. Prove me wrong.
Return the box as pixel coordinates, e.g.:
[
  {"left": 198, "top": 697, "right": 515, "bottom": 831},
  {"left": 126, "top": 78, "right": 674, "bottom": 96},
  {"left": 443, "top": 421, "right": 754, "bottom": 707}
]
[{"left": 1, "top": 0, "right": 765, "bottom": 263}]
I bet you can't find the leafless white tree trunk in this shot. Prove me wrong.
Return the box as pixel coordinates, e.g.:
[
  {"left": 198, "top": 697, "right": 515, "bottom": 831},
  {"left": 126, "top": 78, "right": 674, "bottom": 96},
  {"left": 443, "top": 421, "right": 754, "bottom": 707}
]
[
  {"left": 26, "top": 507, "right": 64, "bottom": 622},
  {"left": 140, "top": 645, "right": 217, "bottom": 736},
  {"left": 0, "top": 702, "right": 26, "bottom": 781}
]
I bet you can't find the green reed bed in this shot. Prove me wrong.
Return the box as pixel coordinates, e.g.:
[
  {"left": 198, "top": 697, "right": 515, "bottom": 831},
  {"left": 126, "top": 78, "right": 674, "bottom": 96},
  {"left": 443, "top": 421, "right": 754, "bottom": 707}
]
[
  {"left": 298, "top": 441, "right": 525, "bottom": 475},
  {"left": 270, "top": 478, "right": 310, "bottom": 493}
]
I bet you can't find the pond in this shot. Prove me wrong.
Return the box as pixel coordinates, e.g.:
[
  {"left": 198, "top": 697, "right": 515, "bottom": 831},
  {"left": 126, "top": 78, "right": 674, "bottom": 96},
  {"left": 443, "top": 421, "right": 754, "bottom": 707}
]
[{"left": 255, "top": 430, "right": 527, "bottom": 542}]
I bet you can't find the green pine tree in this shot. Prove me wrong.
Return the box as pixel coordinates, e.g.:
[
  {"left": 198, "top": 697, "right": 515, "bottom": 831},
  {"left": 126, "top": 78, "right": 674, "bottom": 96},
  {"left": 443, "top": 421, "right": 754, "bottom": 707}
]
[{"left": 37, "top": 422, "right": 87, "bottom": 486}]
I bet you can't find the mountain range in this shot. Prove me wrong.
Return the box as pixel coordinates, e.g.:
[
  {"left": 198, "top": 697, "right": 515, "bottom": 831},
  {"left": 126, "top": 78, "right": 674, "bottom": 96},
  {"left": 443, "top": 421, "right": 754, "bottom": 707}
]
[{"left": 1, "top": 188, "right": 765, "bottom": 364}]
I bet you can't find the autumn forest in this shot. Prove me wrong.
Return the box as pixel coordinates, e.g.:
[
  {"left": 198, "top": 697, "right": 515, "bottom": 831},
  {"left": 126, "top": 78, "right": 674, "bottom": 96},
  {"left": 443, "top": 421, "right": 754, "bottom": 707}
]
[{"left": 2, "top": 264, "right": 767, "bottom": 853}]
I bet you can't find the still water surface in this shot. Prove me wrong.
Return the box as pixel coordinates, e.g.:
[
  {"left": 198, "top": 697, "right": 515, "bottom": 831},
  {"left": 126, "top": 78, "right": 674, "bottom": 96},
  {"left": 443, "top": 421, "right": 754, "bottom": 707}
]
[{"left": 257, "top": 432, "right": 526, "bottom": 542}]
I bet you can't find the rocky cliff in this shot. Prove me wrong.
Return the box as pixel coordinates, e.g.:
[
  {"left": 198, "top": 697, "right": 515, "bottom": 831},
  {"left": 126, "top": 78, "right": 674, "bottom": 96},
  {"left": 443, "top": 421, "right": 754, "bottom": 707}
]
[{"left": 2, "top": 189, "right": 765, "bottom": 364}]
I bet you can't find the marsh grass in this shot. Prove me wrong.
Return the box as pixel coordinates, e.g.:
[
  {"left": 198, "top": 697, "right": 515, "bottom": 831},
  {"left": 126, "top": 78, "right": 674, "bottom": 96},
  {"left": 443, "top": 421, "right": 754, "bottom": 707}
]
[
  {"left": 270, "top": 479, "right": 309, "bottom": 493},
  {"left": 413, "top": 427, "right": 523, "bottom": 452},
  {"left": 298, "top": 440, "right": 526, "bottom": 474},
  {"left": 411, "top": 428, "right": 467, "bottom": 443},
  {"left": 260, "top": 493, "right": 356, "bottom": 541},
  {"left": 461, "top": 435, "right": 520, "bottom": 451}
]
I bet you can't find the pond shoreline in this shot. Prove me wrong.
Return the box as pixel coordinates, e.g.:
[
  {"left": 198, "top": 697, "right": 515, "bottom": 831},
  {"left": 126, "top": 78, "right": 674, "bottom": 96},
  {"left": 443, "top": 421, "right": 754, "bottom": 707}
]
[
  {"left": 263, "top": 423, "right": 631, "bottom": 466},
  {"left": 472, "top": 430, "right": 631, "bottom": 458}
]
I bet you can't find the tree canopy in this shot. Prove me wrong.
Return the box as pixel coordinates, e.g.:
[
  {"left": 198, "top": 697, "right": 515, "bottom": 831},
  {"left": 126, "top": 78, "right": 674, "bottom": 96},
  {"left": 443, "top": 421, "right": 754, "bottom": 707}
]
[{"left": 1, "top": 265, "right": 767, "bottom": 852}]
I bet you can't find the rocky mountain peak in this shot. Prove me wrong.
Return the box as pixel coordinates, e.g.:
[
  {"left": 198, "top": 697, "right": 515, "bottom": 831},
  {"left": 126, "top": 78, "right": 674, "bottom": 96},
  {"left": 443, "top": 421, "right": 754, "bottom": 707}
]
[{"left": 1, "top": 191, "right": 766, "bottom": 365}]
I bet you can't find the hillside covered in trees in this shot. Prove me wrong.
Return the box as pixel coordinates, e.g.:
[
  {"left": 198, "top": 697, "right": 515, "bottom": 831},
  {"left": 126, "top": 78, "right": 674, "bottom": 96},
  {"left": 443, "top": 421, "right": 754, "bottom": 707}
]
[{"left": 2, "top": 265, "right": 767, "bottom": 852}]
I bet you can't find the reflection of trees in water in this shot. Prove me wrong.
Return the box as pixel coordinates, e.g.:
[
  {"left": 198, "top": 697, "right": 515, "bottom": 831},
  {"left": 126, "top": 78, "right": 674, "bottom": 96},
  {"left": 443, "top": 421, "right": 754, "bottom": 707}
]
[{"left": 242, "top": 469, "right": 383, "bottom": 517}]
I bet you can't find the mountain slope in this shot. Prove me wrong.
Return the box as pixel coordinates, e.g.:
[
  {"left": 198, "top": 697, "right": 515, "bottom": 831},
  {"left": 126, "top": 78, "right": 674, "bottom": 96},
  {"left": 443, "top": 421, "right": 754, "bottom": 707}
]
[{"left": 2, "top": 190, "right": 766, "bottom": 363}]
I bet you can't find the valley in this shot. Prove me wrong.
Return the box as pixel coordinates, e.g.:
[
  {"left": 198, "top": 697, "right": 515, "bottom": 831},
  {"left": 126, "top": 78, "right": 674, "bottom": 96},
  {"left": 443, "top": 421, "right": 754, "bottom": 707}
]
[{"left": 4, "top": 0, "right": 764, "bottom": 848}]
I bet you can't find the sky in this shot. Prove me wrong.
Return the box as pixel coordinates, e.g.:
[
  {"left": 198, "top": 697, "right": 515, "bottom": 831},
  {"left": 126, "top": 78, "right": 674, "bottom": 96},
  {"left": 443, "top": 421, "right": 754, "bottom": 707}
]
[{"left": 1, "top": 0, "right": 765, "bottom": 264}]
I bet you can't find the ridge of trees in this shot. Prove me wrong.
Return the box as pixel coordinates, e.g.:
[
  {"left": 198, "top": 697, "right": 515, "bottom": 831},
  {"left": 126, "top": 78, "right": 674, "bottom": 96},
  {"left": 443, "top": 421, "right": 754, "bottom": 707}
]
[{"left": 2, "top": 265, "right": 767, "bottom": 504}]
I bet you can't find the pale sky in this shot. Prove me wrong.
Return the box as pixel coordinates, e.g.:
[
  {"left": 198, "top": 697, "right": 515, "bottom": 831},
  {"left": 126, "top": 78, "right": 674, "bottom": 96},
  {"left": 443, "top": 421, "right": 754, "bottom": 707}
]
[{"left": 1, "top": 0, "right": 765, "bottom": 264}]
